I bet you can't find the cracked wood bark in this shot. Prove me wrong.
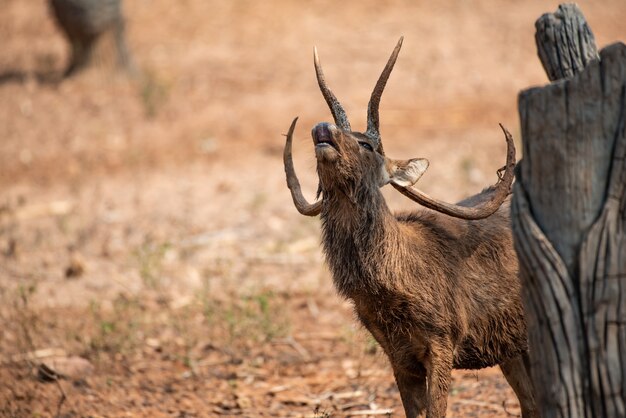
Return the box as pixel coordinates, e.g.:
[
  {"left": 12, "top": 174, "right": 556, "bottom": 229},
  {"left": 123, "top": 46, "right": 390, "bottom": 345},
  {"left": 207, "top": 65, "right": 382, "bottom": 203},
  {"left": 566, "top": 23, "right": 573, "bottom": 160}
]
[{"left": 511, "top": 4, "right": 626, "bottom": 418}]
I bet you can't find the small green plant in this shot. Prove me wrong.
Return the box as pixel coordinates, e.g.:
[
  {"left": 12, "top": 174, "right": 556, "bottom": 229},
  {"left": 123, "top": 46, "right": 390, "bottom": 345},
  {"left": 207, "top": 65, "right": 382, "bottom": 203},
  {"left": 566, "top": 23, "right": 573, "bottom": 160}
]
[
  {"left": 249, "top": 192, "right": 268, "bottom": 210},
  {"left": 245, "top": 290, "right": 290, "bottom": 341},
  {"left": 14, "top": 283, "right": 39, "bottom": 351},
  {"left": 88, "top": 296, "right": 141, "bottom": 355},
  {"left": 205, "top": 288, "right": 291, "bottom": 347},
  {"left": 460, "top": 156, "right": 475, "bottom": 178},
  {"left": 364, "top": 334, "right": 379, "bottom": 355},
  {"left": 199, "top": 274, "right": 216, "bottom": 325},
  {"left": 139, "top": 70, "right": 169, "bottom": 118},
  {"left": 135, "top": 241, "right": 171, "bottom": 290}
]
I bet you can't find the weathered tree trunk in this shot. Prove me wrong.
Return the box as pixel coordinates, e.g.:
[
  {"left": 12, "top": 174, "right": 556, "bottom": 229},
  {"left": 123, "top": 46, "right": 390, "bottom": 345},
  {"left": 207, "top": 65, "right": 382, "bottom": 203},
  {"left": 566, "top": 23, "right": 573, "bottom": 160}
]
[{"left": 511, "top": 3, "right": 626, "bottom": 418}]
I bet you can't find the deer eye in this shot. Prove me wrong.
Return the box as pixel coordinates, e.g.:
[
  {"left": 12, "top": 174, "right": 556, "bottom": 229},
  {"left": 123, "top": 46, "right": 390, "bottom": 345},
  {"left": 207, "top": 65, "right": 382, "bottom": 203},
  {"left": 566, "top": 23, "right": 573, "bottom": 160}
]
[{"left": 359, "top": 141, "right": 374, "bottom": 152}]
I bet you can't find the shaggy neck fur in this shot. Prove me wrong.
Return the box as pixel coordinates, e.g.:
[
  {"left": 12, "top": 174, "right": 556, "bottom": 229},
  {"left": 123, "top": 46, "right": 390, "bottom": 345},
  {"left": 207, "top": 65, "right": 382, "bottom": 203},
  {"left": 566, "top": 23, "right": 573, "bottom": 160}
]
[{"left": 319, "top": 173, "right": 404, "bottom": 299}]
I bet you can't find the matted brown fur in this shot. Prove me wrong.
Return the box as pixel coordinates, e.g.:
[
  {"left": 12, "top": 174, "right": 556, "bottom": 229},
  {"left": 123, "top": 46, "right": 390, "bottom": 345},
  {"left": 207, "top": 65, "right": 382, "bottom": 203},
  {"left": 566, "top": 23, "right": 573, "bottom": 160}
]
[{"left": 312, "top": 123, "right": 538, "bottom": 418}]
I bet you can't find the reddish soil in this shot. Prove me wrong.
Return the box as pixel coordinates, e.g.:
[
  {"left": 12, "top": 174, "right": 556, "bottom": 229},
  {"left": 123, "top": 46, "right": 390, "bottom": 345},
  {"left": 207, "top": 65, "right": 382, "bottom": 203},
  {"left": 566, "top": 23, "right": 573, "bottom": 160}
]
[{"left": 0, "top": 1, "right": 624, "bottom": 417}]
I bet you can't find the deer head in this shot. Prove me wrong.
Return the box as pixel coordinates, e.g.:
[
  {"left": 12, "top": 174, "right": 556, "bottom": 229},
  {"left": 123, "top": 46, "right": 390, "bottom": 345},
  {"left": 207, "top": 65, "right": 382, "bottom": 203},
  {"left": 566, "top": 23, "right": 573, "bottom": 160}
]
[{"left": 284, "top": 37, "right": 515, "bottom": 220}]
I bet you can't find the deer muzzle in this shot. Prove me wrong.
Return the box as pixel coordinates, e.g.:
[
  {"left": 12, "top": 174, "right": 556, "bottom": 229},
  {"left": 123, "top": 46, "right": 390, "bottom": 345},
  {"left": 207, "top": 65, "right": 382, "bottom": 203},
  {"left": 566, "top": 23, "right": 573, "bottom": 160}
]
[
  {"left": 312, "top": 122, "right": 337, "bottom": 149},
  {"left": 313, "top": 123, "right": 340, "bottom": 163}
]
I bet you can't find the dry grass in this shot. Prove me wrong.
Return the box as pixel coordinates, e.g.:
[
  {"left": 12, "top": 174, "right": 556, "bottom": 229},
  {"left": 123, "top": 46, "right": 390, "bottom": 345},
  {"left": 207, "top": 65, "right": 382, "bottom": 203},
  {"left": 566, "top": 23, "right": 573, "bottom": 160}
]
[{"left": 0, "top": 0, "right": 625, "bottom": 416}]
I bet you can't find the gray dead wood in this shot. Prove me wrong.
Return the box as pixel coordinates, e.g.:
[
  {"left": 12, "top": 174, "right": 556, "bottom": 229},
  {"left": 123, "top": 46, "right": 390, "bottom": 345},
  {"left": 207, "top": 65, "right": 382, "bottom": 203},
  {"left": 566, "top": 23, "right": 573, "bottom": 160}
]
[
  {"left": 512, "top": 3, "right": 626, "bottom": 418},
  {"left": 535, "top": 4, "right": 599, "bottom": 82}
]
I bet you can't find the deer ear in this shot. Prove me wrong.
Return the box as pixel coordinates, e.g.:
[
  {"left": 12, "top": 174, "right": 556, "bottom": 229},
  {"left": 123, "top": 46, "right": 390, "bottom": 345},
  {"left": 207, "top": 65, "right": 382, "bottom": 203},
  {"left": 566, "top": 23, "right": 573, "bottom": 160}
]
[{"left": 388, "top": 158, "right": 429, "bottom": 187}]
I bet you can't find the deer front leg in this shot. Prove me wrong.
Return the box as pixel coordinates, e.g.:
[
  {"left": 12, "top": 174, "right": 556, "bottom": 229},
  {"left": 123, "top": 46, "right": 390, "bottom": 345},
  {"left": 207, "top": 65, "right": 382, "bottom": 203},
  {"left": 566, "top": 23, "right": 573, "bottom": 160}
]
[
  {"left": 394, "top": 368, "right": 427, "bottom": 418},
  {"left": 424, "top": 339, "right": 453, "bottom": 418},
  {"left": 500, "top": 354, "right": 539, "bottom": 418}
]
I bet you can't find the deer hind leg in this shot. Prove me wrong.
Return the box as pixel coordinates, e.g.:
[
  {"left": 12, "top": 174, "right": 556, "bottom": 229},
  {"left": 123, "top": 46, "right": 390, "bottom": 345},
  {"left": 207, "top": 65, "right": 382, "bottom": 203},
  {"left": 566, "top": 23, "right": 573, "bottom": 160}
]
[
  {"left": 500, "top": 354, "right": 539, "bottom": 418},
  {"left": 394, "top": 366, "right": 427, "bottom": 418},
  {"left": 113, "top": 19, "right": 136, "bottom": 75},
  {"left": 65, "top": 35, "right": 97, "bottom": 77},
  {"left": 424, "top": 339, "right": 454, "bottom": 418}
]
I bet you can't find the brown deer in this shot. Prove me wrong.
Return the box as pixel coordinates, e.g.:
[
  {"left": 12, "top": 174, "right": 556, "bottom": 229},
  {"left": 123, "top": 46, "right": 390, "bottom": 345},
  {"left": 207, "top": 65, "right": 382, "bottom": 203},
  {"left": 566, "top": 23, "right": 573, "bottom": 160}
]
[{"left": 283, "top": 38, "right": 538, "bottom": 418}]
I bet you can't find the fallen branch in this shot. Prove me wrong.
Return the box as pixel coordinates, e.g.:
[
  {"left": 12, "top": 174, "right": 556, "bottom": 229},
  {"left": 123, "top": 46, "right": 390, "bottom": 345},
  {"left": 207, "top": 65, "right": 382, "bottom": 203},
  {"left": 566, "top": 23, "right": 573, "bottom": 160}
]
[
  {"left": 1, "top": 200, "right": 74, "bottom": 222},
  {"left": 454, "top": 398, "right": 511, "bottom": 412},
  {"left": 3, "top": 348, "right": 67, "bottom": 364},
  {"left": 343, "top": 409, "right": 393, "bottom": 416}
]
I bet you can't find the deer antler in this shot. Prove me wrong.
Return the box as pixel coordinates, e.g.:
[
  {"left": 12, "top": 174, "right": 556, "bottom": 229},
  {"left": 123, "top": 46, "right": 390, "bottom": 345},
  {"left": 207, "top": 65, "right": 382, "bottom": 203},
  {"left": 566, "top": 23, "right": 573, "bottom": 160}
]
[
  {"left": 366, "top": 37, "right": 404, "bottom": 154},
  {"left": 314, "top": 47, "right": 351, "bottom": 131},
  {"left": 391, "top": 124, "right": 516, "bottom": 220},
  {"left": 284, "top": 117, "right": 322, "bottom": 216}
]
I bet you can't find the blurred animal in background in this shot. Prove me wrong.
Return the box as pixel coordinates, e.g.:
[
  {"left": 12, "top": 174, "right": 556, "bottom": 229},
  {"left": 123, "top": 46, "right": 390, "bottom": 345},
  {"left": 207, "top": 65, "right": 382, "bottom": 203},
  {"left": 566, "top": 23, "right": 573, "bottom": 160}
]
[
  {"left": 284, "top": 38, "right": 538, "bottom": 418},
  {"left": 49, "top": 0, "right": 135, "bottom": 77}
]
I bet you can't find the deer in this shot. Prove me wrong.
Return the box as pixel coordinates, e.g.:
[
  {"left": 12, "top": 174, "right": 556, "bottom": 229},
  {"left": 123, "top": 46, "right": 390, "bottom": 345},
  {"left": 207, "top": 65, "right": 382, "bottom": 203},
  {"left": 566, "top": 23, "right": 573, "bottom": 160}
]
[
  {"left": 50, "top": 0, "right": 135, "bottom": 77},
  {"left": 283, "top": 37, "right": 538, "bottom": 418}
]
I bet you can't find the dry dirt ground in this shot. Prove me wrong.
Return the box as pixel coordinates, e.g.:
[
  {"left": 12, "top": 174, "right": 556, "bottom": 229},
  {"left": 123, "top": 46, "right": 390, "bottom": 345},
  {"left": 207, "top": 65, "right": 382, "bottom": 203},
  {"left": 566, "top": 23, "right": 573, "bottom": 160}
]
[{"left": 0, "top": 1, "right": 625, "bottom": 417}]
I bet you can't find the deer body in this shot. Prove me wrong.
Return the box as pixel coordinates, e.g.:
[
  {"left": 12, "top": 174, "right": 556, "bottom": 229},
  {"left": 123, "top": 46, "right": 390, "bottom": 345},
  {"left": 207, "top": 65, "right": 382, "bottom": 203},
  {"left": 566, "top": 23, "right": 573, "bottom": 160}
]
[
  {"left": 322, "top": 197, "right": 528, "bottom": 371},
  {"left": 283, "top": 39, "right": 538, "bottom": 417}
]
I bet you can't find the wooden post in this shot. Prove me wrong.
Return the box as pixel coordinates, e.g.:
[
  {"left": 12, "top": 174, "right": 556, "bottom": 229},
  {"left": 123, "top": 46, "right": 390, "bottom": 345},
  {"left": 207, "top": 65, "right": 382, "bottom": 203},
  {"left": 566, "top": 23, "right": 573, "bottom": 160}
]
[{"left": 511, "top": 3, "right": 626, "bottom": 418}]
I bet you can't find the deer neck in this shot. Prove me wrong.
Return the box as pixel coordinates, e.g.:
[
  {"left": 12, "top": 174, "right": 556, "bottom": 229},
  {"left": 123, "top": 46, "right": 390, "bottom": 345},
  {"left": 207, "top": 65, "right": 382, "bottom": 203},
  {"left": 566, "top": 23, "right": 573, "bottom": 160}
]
[{"left": 320, "top": 185, "right": 400, "bottom": 298}]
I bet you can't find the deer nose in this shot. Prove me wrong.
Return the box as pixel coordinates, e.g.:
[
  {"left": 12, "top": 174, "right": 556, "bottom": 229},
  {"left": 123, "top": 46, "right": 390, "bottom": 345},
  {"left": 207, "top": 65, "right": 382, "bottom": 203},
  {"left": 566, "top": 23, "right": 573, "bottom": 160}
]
[{"left": 312, "top": 122, "right": 336, "bottom": 143}]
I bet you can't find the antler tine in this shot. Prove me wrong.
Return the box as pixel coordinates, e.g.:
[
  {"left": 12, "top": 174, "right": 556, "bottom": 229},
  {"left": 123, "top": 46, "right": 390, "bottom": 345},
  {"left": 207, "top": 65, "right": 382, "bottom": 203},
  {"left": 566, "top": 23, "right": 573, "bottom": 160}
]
[
  {"left": 283, "top": 117, "right": 323, "bottom": 216},
  {"left": 391, "top": 124, "right": 516, "bottom": 220},
  {"left": 365, "top": 36, "right": 404, "bottom": 154},
  {"left": 314, "top": 47, "right": 351, "bottom": 131}
]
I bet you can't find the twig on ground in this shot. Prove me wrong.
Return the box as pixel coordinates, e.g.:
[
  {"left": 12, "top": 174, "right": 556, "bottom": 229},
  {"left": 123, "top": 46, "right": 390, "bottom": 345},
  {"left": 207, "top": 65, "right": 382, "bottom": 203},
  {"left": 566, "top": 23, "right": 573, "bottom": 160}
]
[
  {"left": 0, "top": 200, "right": 74, "bottom": 222},
  {"left": 338, "top": 402, "right": 370, "bottom": 411},
  {"left": 502, "top": 399, "right": 522, "bottom": 417},
  {"left": 272, "top": 336, "right": 311, "bottom": 360},
  {"left": 53, "top": 378, "right": 67, "bottom": 418},
  {"left": 332, "top": 390, "right": 364, "bottom": 400},
  {"left": 343, "top": 409, "right": 393, "bottom": 416},
  {"left": 37, "top": 363, "right": 67, "bottom": 418},
  {"left": 455, "top": 398, "right": 510, "bottom": 412},
  {"left": 3, "top": 347, "right": 67, "bottom": 364}
]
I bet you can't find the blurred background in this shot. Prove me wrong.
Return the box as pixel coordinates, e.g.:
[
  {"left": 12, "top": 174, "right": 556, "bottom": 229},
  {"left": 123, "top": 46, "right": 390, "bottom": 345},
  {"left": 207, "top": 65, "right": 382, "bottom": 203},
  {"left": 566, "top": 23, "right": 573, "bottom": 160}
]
[{"left": 0, "top": 1, "right": 624, "bottom": 416}]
